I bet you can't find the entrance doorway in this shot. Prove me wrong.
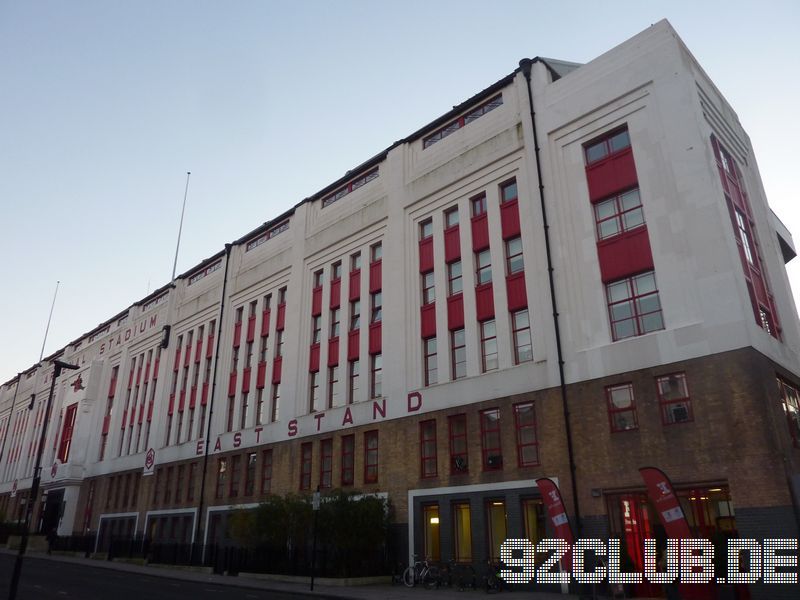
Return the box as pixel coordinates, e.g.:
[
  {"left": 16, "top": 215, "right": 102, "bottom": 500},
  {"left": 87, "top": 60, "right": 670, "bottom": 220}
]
[{"left": 40, "top": 489, "right": 64, "bottom": 534}]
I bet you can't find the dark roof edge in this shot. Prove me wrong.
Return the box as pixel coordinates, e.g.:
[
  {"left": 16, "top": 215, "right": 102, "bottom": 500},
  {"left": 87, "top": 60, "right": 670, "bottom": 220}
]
[{"left": 175, "top": 248, "right": 227, "bottom": 281}]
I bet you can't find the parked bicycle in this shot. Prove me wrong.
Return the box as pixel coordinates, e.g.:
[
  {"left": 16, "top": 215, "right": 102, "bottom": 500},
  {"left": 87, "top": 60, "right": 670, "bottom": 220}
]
[
  {"left": 483, "top": 558, "right": 505, "bottom": 593},
  {"left": 402, "top": 554, "right": 441, "bottom": 589},
  {"left": 443, "top": 558, "right": 477, "bottom": 591}
]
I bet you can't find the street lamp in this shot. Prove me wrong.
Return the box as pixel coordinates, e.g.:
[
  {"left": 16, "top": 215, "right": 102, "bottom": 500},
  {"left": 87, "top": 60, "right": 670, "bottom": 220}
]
[{"left": 7, "top": 359, "right": 79, "bottom": 600}]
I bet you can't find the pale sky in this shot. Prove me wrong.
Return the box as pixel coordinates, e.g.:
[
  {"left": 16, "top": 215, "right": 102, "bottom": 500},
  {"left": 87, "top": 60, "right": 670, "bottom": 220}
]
[{"left": 1, "top": 1, "right": 799, "bottom": 384}]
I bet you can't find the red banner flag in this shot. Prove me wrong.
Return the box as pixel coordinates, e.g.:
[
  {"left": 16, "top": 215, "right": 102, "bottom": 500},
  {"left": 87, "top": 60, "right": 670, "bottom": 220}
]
[
  {"left": 536, "top": 477, "right": 575, "bottom": 569},
  {"left": 639, "top": 466, "right": 691, "bottom": 539}
]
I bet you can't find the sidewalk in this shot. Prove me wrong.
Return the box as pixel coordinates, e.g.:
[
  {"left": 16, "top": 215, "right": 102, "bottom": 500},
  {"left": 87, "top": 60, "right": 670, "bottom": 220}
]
[{"left": 0, "top": 547, "right": 594, "bottom": 599}]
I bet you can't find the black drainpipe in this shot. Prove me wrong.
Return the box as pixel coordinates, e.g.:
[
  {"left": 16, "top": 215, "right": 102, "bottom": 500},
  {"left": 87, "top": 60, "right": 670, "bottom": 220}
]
[
  {"left": 192, "top": 243, "right": 233, "bottom": 552},
  {"left": 519, "top": 58, "right": 582, "bottom": 535}
]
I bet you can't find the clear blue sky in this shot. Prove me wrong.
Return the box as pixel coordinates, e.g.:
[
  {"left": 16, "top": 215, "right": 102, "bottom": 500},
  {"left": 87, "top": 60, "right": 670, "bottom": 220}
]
[{"left": 1, "top": 1, "right": 799, "bottom": 383}]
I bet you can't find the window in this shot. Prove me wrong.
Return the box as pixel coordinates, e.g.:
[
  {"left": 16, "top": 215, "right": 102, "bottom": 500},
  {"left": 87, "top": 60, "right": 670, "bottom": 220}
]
[
  {"left": 313, "top": 270, "right": 324, "bottom": 288},
  {"left": 500, "top": 179, "right": 517, "bottom": 203},
  {"left": 505, "top": 237, "right": 524, "bottom": 274},
  {"left": 420, "top": 219, "right": 433, "bottom": 240},
  {"left": 422, "top": 271, "right": 435, "bottom": 305},
  {"left": 734, "top": 208, "right": 754, "bottom": 265},
  {"left": 423, "top": 504, "right": 441, "bottom": 561},
  {"left": 320, "top": 439, "right": 333, "bottom": 489},
  {"left": 514, "top": 402, "right": 539, "bottom": 467},
  {"left": 229, "top": 454, "right": 241, "bottom": 498},
  {"left": 471, "top": 193, "right": 487, "bottom": 217},
  {"left": 351, "top": 252, "right": 362, "bottom": 271},
  {"left": 370, "top": 354, "right": 382, "bottom": 398},
  {"left": 606, "top": 271, "right": 664, "bottom": 341},
  {"left": 309, "top": 371, "right": 321, "bottom": 412},
  {"left": 453, "top": 502, "right": 472, "bottom": 562},
  {"left": 594, "top": 188, "right": 645, "bottom": 241},
  {"left": 271, "top": 383, "right": 281, "bottom": 422},
  {"left": 322, "top": 167, "right": 379, "bottom": 208},
  {"left": 244, "top": 452, "right": 257, "bottom": 496},
  {"left": 449, "top": 414, "right": 468, "bottom": 473},
  {"left": 350, "top": 300, "right": 361, "bottom": 331},
  {"left": 186, "top": 462, "right": 197, "bottom": 502},
  {"left": 480, "top": 409, "right": 502, "bottom": 470},
  {"left": 585, "top": 128, "right": 631, "bottom": 164},
  {"left": 423, "top": 337, "right": 438, "bottom": 386},
  {"left": 475, "top": 249, "right": 492, "bottom": 285},
  {"left": 327, "top": 365, "right": 339, "bottom": 408},
  {"left": 215, "top": 458, "right": 227, "bottom": 499},
  {"left": 447, "top": 260, "right": 463, "bottom": 296},
  {"left": 606, "top": 383, "right": 638, "bottom": 432},
  {"left": 420, "top": 419, "right": 437, "bottom": 478},
  {"left": 423, "top": 94, "right": 503, "bottom": 149},
  {"left": 341, "top": 434, "right": 355, "bottom": 486},
  {"left": 778, "top": 379, "right": 800, "bottom": 446},
  {"left": 260, "top": 449, "right": 273, "bottom": 494},
  {"left": 486, "top": 500, "right": 508, "bottom": 561},
  {"left": 656, "top": 373, "right": 693, "bottom": 425},
  {"left": 370, "top": 242, "right": 382, "bottom": 263},
  {"left": 511, "top": 310, "right": 533, "bottom": 364},
  {"left": 330, "top": 308, "right": 340, "bottom": 338},
  {"left": 331, "top": 261, "right": 342, "bottom": 281},
  {"left": 364, "top": 430, "right": 379, "bottom": 484},
  {"left": 348, "top": 359, "right": 360, "bottom": 403},
  {"left": 370, "top": 292, "right": 382, "bottom": 323},
  {"left": 275, "top": 330, "right": 284, "bottom": 357},
  {"left": 311, "top": 315, "right": 322, "bottom": 344},
  {"left": 278, "top": 287, "right": 287, "bottom": 305},
  {"left": 480, "top": 320, "right": 498, "bottom": 372},
  {"left": 300, "top": 442, "right": 313, "bottom": 490},
  {"left": 444, "top": 207, "right": 459, "bottom": 228},
  {"left": 451, "top": 328, "right": 466, "bottom": 380}
]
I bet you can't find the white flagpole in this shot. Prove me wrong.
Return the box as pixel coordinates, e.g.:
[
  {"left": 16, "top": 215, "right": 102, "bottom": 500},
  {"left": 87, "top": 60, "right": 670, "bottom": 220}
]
[
  {"left": 171, "top": 171, "right": 192, "bottom": 281},
  {"left": 39, "top": 281, "right": 60, "bottom": 362}
]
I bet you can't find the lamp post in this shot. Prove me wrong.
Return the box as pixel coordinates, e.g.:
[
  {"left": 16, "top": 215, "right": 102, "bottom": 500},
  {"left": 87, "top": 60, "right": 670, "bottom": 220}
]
[{"left": 7, "top": 359, "right": 79, "bottom": 600}]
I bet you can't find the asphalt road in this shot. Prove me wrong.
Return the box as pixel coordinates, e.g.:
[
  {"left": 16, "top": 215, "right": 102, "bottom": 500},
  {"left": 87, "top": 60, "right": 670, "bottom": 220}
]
[{"left": 0, "top": 553, "right": 305, "bottom": 600}]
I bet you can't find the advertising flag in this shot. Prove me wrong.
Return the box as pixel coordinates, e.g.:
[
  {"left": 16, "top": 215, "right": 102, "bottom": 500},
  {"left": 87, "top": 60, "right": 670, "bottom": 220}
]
[
  {"left": 639, "top": 466, "right": 691, "bottom": 539},
  {"left": 536, "top": 477, "right": 575, "bottom": 569}
]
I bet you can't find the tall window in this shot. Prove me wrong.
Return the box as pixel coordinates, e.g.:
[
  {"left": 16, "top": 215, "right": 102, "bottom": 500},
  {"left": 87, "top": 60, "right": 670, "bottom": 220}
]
[
  {"left": 311, "top": 315, "right": 322, "bottom": 344},
  {"left": 275, "top": 329, "right": 284, "bottom": 357},
  {"left": 514, "top": 402, "right": 539, "bottom": 467},
  {"left": 585, "top": 128, "right": 630, "bottom": 164},
  {"left": 423, "top": 338, "right": 438, "bottom": 386},
  {"left": 348, "top": 359, "right": 360, "bottom": 403},
  {"left": 448, "top": 261, "right": 463, "bottom": 296},
  {"left": 505, "top": 237, "right": 524, "bottom": 274},
  {"left": 480, "top": 408, "right": 502, "bottom": 470},
  {"left": 444, "top": 207, "right": 459, "bottom": 228},
  {"left": 187, "top": 462, "right": 197, "bottom": 502},
  {"left": 500, "top": 179, "right": 518, "bottom": 203},
  {"left": 370, "top": 242, "right": 382, "bottom": 262},
  {"left": 420, "top": 419, "right": 437, "bottom": 478},
  {"left": 511, "top": 310, "right": 533, "bottom": 364},
  {"left": 215, "top": 458, "right": 227, "bottom": 499},
  {"left": 449, "top": 414, "right": 468, "bottom": 473},
  {"left": 656, "top": 373, "right": 693, "bottom": 425},
  {"left": 606, "top": 383, "right": 638, "bottom": 432},
  {"left": 364, "top": 430, "right": 379, "bottom": 484},
  {"left": 480, "top": 320, "right": 499, "bottom": 372},
  {"left": 320, "top": 438, "right": 333, "bottom": 489},
  {"left": 594, "top": 188, "right": 644, "bottom": 240},
  {"left": 471, "top": 193, "right": 487, "bottom": 217},
  {"left": 271, "top": 382, "right": 281, "bottom": 422},
  {"left": 475, "top": 250, "right": 492, "bottom": 285},
  {"left": 300, "top": 442, "right": 313, "bottom": 490},
  {"left": 350, "top": 299, "right": 361, "bottom": 331},
  {"left": 331, "top": 261, "right": 342, "bottom": 281},
  {"left": 244, "top": 452, "right": 257, "bottom": 496},
  {"left": 422, "top": 271, "right": 435, "bottom": 305},
  {"left": 330, "top": 308, "right": 341, "bottom": 338},
  {"left": 261, "top": 449, "right": 273, "bottom": 494},
  {"left": 313, "top": 269, "right": 324, "bottom": 288},
  {"left": 341, "top": 434, "right": 355, "bottom": 486},
  {"left": 451, "top": 329, "right": 466, "bottom": 380},
  {"left": 778, "top": 379, "right": 800, "bottom": 446},
  {"left": 229, "top": 454, "right": 241, "bottom": 498},
  {"left": 327, "top": 365, "right": 339, "bottom": 408},
  {"left": 606, "top": 271, "right": 664, "bottom": 341},
  {"left": 370, "top": 292, "right": 382, "bottom": 323},
  {"left": 309, "top": 371, "right": 321, "bottom": 412},
  {"left": 453, "top": 502, "right": 472, "bottom": 562},
  {"left": 420, "top": 219, "right": 433, "bottom": 239},
  {"left": 370, "top": 353, "right": 382, "bottom": 398},
  {"left": 351, "top": 251, "right": 362, "bottom": 271}
]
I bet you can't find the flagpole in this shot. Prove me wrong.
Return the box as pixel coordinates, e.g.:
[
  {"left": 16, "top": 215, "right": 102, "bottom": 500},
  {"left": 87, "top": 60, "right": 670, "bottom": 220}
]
[
  {"left": 172, "top": 171, "right": 192, "bottom": 281},
  {"left": 39, "top": 281, "right": 60, "bottom": 362}
]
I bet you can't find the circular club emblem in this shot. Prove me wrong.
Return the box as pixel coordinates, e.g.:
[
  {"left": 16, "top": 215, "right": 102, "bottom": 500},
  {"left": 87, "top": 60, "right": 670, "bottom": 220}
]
[
  {"left": 51, "top": 462, "right": 58, "bottom": 478},
  {"left": 145, "top": 448, "right": 155, "bottom": 470}
]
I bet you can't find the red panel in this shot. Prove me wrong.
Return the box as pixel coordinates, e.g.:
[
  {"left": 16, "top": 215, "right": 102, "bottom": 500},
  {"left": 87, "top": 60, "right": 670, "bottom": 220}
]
[
  {"left": 247, "top": 316, "right": 256, "bottom": 342},
  {"left": 447, "top": 294, "right": 465, "bottom": 330},
  {"left": 256, "top": 361, "right": 266, "bottom": 389},
  {"left": 168, "top": 394, "right": 175, "bottom": 415},
  {"left": 233, "top": 322, "right": 242, "bottom": 348},
  {"left": 506, "top": 272, "right": 528, "bottom": 311},
  {"left": 242, "top": 367, "right": 251, "bottom": 393},
  {"left": 108, "top": 377, "right": 117, "bottom": 399},
  {"left": 369, "top": 260, "right": 382, "bottom": 292},
  {"left": 368, "top": 322, "right": 382, "bottom": 355},
  {"left": 228, "top": 372, "right": 237, "bottom": 397},
  {"left": 349, "top": 269, "right": 361, "bottom": 300},
  {"left": 136, "top": 366, "right": 142, "bottom": 385},
  {"left": 261, "top": 309, "right": 271, "bottom": 337},
  {"left": 272, "top": 357, "right": 282, "bottom": 384},
  {"left": 184, "top": 345, "right": 191, "bottom": 366},
  {"left": 189, "top": 385, "right": 197, "bottom": 409},
  {"left": 420, "top": 303, "right": 436, "bottom": 339},
  {"left": 205, "top": 336, "right": 214, "bottom": 358},
  {"left": 276, "top": 303, "right": 286, "bottom": 331},
  {"left": 195, "top": 340, "right": 202, "bottom": 363},
  {"left": 147, "top": 400, "right": 154, "bottom": 420},
  {"left": 328, "top": 337, "right": 339, "bottom": 367},
  {"left": 500, "top": 199, "right": 521, "bottom": 240},
  {"left": 444, "top": 226, "right": 461, "bottom": 263},
  {"left": 309, "top": 344, "right": 320, "bottom": 372},
  {"left": 475, "top": 282, "right": 495, "bottom": 321},
  {"left": 471, "top": 215, "right": 490, "bottom": 251},
  {"left": 138, "top": 403, "right": 144, "bottom": 424},
  {"left": 312, "top": 286, "right": 323, "bottom": 316},
  {"left": 419, "top": 238, "right": 434, "bottom": 273},
  {"left": 201, "top": 382, "right": 209, "bottom": 406},
  {"left": 173, "top": 348, "right": 181, "bottom": 372},
  {"left": 102, "top": 415, "right": 111, "bottom": 435},
  {"left": 348, "top": 329, "right": 360, "bottom": 361},
  {"left": 597, "top": 226, "right": 654, "bottom": 283},
  {"left": 179, "top": 390, "right": 186, "bottom": 411},
  {"left": 154, "top": 358, "right": 160, "bottom": 377},
  {"left": 121, "top": 409, "right": 128, "bottom": 429},
  {"left": 330, "top": 279, "right": 341, "bottom": 308},
  {"left": 586, "top": 148, "right": 638, "bottom": 202}
]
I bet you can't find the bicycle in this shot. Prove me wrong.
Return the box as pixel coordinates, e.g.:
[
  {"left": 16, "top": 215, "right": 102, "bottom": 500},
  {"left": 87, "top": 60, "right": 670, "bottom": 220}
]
[
  {"left": 483, "top": 559, "right": 504, "bottom": 593},
  {"left": 402, "top": 555, "right": 441, "bottom": 589},
  {"left": 443, "top": 558, "right": 477, "bottom": 591}
]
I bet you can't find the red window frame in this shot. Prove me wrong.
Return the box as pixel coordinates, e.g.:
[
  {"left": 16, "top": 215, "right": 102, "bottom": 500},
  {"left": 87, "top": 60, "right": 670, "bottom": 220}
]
[
  {"left": 447, "top": 261, "right": 463, "bottom": 296},
  {"left": 656, "top": 372, "right": 693, "bottom": 425},
  {"left": 423, "top": 94, "right": 503, "bottom": 149},
  {"left": 505, "top": 236, "right": 524, "bottom": 275},
  {"left": 364, "top": 430, "right": 379, "bottom": 484},
  {"left": 370, "top": 353, "right": 382, "bottom": 399},
  {"left": 584, "top": 127, "right": 631, "bottom": 165},
  {"left": 475, "top": 249, "right": 492, "bottom": 285},
  {"left": 320, "top": 438, "right": 333, "bottom": 489},
  {"left": 444, "top": 206, "right": 459, "bottom": 228},
  {"left": 500, "top": 179, "right": 518, "bottom": 203},
  {"left": 448, "top": 413, "right": 468, "bottom": 474},
  {"left": 514, "top": 402, "right": 539, "bottom": 467},
  {"left": 260, "top": 449, "right": 273, "bottom": 494},
  {"left": 480, "top": 320, "right": 498, "bottom": 372},
  {"left": 471, "top": 193, "right": 487, "bottom": 217},
  {"left": 422, "top": 271, "right": 435, "bottom": 305},
  {"left": 348, "top": 359, "right": 359, "bottom": 403},
  {"left": 300, "top": 442, "right": 313, "bottom": 490},
  {"left": 420, "top": 419, "right": 438, "bottom": 478},
  {"left": 341, "top": 434, "right": 355, "bottom": 486},
  {"left": 594, "top": 188, "right": 644, "bottom": 241},
  {"left": 370, "top": 291, "right": 382, "bottom": 323},
  {"left": 451, "top": 328, "right": 466, "bottom": 380},
  {"left": 606, "top": 383, "right": 638, "bottom": 432},
  {"left": 606, "top": 271, "right": 664, "bottom": 341},
  {"left": 420, "top": 219, "right": 433, "bottom": 240},
  {"left": 57, "top": 403, "right": 78, "bottom": 463},
  {"left": 480, "top": 408, "right": 503, "bottom": 470},
  {"left": 511, "top": 309, "right": 533, "bottom": 364},
  {"left": 330, "top": 308, "right": 341, "bottom": 339},
  {"left": 423, "top": 337, "right": 438, "bottom": 387},
  {"left": 331, "top": 261, "right": 342, "bottom": 281},
  {"left": 327, "top": 365, "right": 339, "bottom": 408}
]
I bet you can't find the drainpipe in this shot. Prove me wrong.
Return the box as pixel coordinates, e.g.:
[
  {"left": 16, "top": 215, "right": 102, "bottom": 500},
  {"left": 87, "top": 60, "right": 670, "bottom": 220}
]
[
  {"left": 192, "top": 243, "right": 233, "bottom": 555},
  {"left": 519, "top": 58, "right": 582, "bottom": 535},
  {"left": 0, "top": 373, "right": 23, "bottom": 465}
]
